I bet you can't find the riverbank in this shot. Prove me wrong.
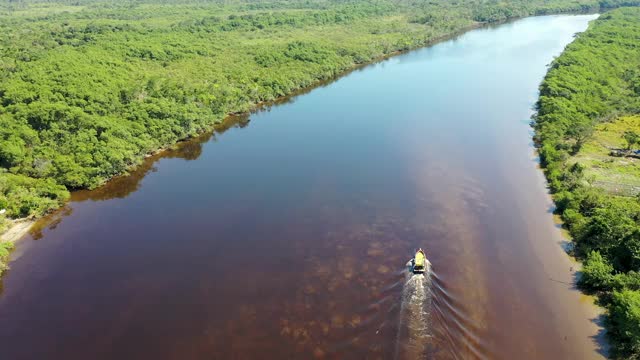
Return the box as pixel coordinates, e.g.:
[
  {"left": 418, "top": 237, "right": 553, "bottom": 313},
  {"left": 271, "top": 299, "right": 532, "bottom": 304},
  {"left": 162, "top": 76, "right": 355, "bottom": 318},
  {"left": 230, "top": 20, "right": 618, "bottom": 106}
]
[
  {"left": 534, "top": 7, "right": 640, "bottom": 358},
  {"left": 1, "top": 219, "right": 34, "bottom": 244},
  {"left": 0, "top": 218, "right": 33, "bottom": 275}
]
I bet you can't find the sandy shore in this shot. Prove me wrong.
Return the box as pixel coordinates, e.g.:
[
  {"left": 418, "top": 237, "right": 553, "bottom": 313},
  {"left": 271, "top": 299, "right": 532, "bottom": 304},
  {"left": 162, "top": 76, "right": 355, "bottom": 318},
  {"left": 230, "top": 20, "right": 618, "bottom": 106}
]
[{"left": 0, "top": 219, "right": 35, "bottom": 244}]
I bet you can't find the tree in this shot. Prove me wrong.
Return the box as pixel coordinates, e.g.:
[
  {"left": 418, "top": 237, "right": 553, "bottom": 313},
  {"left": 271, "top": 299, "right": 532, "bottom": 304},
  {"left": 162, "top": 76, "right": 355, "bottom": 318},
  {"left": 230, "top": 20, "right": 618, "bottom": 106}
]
[
  {"left": 609, "top": 290, "right": 640, "bottom": 359},
  {"left": 577, "top": 206, "right": 636, "bottom": 264},
  {"left": 624, "top": 130, "right": 640, "bottom": 150},
  {"left": 579, "top": 251, "right": 613, "bottom": 291},
  {"left": 567, "top": 121, "right": 594, "bottom": 154}
]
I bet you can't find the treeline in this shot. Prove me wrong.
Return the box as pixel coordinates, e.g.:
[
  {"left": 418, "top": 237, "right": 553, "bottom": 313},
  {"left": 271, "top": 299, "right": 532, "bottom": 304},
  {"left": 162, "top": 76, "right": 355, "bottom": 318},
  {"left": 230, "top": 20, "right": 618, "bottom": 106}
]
[
  {"left": 534, "top": 8, "right": 640, "bottom": 358},
  {"left": 0, "top": 0, "right": 639, "bottom": 223}
]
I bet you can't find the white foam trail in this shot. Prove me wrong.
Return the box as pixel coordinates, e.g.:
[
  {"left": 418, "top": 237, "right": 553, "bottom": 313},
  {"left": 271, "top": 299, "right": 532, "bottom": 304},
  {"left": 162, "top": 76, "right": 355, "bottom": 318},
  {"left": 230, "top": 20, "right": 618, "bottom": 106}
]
[{"left": 394, "top": 262, "right": 433, "bottom": 360}]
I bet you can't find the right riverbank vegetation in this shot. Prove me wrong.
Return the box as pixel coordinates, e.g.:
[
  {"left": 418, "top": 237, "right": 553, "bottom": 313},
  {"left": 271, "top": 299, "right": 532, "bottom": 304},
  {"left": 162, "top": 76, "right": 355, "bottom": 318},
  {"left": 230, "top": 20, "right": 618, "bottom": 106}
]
[{"left": 534, "top": 7, "right": 640, "bottom": 358}]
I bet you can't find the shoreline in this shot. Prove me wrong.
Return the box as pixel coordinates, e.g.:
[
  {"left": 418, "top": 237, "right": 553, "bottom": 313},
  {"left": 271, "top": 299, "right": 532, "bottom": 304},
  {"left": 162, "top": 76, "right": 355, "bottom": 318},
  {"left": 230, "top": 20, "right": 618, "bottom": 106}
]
[{"left": 0, "top": 218, "right": 35, "bottom": 244}]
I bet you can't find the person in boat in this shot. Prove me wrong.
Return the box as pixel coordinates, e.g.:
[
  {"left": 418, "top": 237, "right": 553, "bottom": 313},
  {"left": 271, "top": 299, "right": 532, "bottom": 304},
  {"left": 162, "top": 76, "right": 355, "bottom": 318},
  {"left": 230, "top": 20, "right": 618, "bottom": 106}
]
[{"left": 413, "top": 248, "right": 426, "bottom": 273}]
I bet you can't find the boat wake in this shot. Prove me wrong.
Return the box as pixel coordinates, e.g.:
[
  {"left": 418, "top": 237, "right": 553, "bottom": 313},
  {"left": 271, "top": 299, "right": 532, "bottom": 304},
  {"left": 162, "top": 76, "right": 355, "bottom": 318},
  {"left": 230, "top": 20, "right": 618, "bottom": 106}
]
[
  {"left": 394, "top": 263, "right": 433, "bottom": 359},
  {"left": 327, "top": 259, "right": 486, "bottom": 359},
  {"left": 392, "top": 262, "right": 488, "bottom": 360}
]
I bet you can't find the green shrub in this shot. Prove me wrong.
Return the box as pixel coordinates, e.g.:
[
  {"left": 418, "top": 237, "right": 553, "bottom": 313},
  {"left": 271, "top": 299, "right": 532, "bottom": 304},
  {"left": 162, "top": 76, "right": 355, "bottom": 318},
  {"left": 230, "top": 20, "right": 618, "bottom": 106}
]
[
  {"left": 0, "top": 173, "right": 69, "bottom": 218},
  {"left": 0, "top": 241, "right": 13, "bottom": 276},
  {"left": 609, "top": 290, "right": 640, "bottom": 359},
  {"left": 580, "top": 251, "right": 614, "bottom": 291},
  {"left": 0, "top": 214, "right": 6, "bottom": 234}
]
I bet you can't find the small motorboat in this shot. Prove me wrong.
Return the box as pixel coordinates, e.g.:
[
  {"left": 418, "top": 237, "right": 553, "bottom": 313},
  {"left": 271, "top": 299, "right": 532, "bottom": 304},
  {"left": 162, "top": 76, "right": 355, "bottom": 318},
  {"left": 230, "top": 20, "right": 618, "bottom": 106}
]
[{"left": 411, "top": 248, "right": 427, "bottom": 274}]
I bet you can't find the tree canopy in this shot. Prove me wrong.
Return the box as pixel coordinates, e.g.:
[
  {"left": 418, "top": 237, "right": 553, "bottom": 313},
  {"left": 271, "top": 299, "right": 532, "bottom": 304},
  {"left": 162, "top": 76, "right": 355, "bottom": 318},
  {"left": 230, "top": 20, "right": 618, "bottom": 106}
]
[{"left": 2, "top": 0, "right": 639, "bottom": 220}]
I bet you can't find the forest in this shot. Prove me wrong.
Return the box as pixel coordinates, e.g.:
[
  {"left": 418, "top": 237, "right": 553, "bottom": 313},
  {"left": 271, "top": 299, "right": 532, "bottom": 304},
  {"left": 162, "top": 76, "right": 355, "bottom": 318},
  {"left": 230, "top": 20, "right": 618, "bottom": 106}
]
[
  {"left": 534, "top": 7, "right": 640, "bottom": 358},
  {"left": 2, "top": 0, "right": 640, "bottom": 224}
]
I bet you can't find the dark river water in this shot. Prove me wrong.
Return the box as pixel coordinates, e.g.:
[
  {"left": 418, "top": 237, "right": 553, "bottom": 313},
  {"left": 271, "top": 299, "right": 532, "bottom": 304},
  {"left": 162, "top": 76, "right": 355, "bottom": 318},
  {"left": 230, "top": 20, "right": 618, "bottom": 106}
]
[{"left": 0, "top": 14, "right": 605, "bottom": 360}]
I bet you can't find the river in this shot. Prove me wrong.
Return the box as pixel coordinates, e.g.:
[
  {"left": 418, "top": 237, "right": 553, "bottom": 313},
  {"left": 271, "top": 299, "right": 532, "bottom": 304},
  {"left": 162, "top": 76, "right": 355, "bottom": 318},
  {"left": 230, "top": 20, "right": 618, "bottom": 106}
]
[{"left": 0, "top": 14, "right": 604, "bottom": 360}]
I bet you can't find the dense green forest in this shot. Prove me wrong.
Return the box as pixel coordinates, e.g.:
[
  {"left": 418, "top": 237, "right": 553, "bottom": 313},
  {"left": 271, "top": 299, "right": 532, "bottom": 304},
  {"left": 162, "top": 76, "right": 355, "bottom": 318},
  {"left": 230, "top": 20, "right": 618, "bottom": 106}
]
[
  {"left": 3, "top": 0, "right": 640, "bottom": 225},
  {"left": 534, "top": 7, "right": 640, "bottom": 358}
]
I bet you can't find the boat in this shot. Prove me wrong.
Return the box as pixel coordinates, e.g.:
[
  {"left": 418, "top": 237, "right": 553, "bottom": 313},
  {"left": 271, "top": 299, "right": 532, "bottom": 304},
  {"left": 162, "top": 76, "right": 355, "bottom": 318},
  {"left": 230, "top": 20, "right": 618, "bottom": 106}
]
[{"left": 411, "top": 248, "right": 427, "bottom": 274}]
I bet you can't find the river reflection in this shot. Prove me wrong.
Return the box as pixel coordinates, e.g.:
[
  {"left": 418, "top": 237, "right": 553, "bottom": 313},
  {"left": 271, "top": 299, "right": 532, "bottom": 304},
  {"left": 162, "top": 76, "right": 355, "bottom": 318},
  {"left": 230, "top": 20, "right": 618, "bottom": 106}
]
[
  {"left": 16, "top": 114, "right": 252, "bottom": 246},
  {"left": 74, "top": 115, "right": 252, "bottom": 203}
]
